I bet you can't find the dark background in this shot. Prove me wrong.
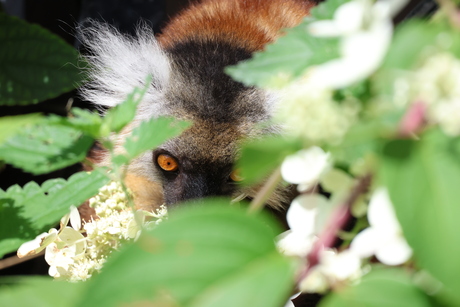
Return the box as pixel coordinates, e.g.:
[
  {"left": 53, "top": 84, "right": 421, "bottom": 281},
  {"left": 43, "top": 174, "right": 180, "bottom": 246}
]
[{"left": 0, "top": 0, "right": 438, "bottom": 301}]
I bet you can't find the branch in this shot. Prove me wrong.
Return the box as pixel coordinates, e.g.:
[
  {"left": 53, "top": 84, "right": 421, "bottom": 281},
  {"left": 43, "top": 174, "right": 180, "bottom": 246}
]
[
  {"left": 0, "top": 251, "right": 45, "bottom": 271},
  {"left": 248, "top": 167, "right": 282, "bottom": 213}
]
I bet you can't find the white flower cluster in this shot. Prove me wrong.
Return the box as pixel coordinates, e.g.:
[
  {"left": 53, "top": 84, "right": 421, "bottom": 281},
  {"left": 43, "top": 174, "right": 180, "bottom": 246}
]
[
  {"left": 17, "top": 181, "right": 167, "bottom": 282},
  {"left": 393, "top": 52, "right": 460, "bottom": 136},
  {"left": 277, "top": 147, "right": 412, "bottom": 293},
  {"left": 276, "top": 82, "right": 360, "bottom": 144}
]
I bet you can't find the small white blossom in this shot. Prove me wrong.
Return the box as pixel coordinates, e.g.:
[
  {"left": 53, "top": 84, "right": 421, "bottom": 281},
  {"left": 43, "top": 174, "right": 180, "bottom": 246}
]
[
  {"left": 307, "top": 0, "right": 408, "bottom": 89},
  {"left": 300, "top": 249, "right": 363, "bottom": 293},
  {"left": 277, "top": 194, "right": 337, "bottom": 257},
  {"left": 281, "top": 147, "right": 331, "bottom": 191},
  {"left": 276, "top": 83, "right": 360, "bottom": 144},
  {"left": 350, "top": 187, "right": 412, "bottom": 265}
]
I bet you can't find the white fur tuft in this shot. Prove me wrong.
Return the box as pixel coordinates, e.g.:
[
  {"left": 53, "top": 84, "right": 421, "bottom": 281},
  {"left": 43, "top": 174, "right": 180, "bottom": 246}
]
[{"left": 79, "top": 21, "right": 170, "bottom": 112}]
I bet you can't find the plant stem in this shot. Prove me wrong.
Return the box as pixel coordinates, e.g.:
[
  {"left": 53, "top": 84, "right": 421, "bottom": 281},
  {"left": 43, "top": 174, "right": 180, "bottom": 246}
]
[
  {"left": 0, "top": 251, "right": 45, "bottom": 271},
  {"left": 248, "top": 167, "right": 282, "bottom": 213},
  {"left": 298, "top": 174, "right": 372, "bottom": 282}
]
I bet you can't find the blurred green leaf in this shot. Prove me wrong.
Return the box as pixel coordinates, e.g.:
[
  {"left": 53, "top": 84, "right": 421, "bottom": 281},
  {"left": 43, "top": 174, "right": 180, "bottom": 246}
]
[
  {"left": 380, "top": 129, "right": 460, "bottom": 303},
  {"left": 78, "top": 201, "right": 297, "bottom": 307},
  {"left": 0, "top": 113, "right": 42, "bottom": 144},
  {"left": 226, "top": 20, "right": 339, "bottom": 88},
  {"left": 0, "top": 170, "right": 109, "bottom": 257},
  {"left": 0, "top": 122, "right": 93, "bottom": 175},
  {"left": 102, "top": 78, "right": 151, "bottom": 135},
  {"left": 310, "top": 0, "right": 351, "bottom": 20},
  {"left": 114, "top": 117, "right": 190, "bottom": 166},
  {"left": 0, "top": 12, "right": 81, "bottom": 105},
  {"left": 237, "top": 136, "right": 302, "bottom": 185},
  {"left": 320, "top": 267, "right": 431, "bottom": 307},
  {"left": 0, "top": 277, "right": 84, "bottom": 307}
]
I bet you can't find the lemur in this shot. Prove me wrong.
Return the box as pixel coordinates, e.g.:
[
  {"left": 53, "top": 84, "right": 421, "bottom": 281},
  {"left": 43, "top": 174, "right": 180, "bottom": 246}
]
[{"left": 80, "top": 0, "right": 314, "bottom": 211}]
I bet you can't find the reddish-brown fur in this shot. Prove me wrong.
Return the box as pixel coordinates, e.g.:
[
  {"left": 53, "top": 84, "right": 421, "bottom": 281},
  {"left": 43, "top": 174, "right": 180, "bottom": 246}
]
[{"left": 158, "top": 0, "right": 313, "bottom": 51}]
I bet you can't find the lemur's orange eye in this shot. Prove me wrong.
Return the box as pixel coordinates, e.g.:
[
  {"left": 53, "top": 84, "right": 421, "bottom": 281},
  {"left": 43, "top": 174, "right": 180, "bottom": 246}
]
[
  {"left": 157, "top": 154, "right": 179, "bottom": 172},
  {"left": 230, "top": 169, "right": 244, "bottom": 182}
]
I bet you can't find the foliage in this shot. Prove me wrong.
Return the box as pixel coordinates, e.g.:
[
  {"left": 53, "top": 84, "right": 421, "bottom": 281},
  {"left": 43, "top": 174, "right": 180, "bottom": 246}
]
[
  {"left": 2, "top": 0, "right": 460, "bottom": 307},
  {"left": 0, "top": 12, "right": 81, "bottom": 105}
]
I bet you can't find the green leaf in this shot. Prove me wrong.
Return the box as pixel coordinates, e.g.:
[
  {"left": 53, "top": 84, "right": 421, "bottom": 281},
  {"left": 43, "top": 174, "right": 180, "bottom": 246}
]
[
  {"left": 0, "top": 122, "right": 93, "bottom": 175},
  {"left": 0, "top": 113, "right": 42, "bottom": 144},
  {"left": 0, "top": 170, "right": 109, "bottom": 257},
  {"left": 114, "top": 117, "right": 191, "bottom": 166},
  {"left": 59, "top": 108, "right": 104, "bottom": 139},
  {"left": 78, "top": 201, "right": 297, "bottom": 307},
  {"left": 0, "top": 13, "right": 81, "bottom": 105},
  {"left": 380, "top": 129, "right": 460, "bottom": 303},
  {"left": 320, "top": 267, "right": 431, "bottom": 307},
  {"left": 310, "top": 0, "right": 351, "bottom": 20},
  {"left": 226, "top": 20, "right": 340, "bottom": 88},
  {"left": 237, "top": 136, "right": 302, "bottom": 185},
  {"left": 102, "top": 78, "right": 151, "bottom": 135},
  {"left": 0, "top": 276, "right": 84, "bottom": 307}
]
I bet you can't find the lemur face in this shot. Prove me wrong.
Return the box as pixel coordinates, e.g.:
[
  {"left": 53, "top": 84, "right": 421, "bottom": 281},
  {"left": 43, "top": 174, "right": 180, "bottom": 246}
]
[{"left": 80, "top": 0, "right": 313, "bottom": 210}]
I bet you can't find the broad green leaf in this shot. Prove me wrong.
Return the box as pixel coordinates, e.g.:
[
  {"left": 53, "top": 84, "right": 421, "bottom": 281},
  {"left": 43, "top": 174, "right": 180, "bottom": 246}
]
[
  {"left": 0, "top": 13, "right": 81, "bottom": 105},
  {"left": 380, "top": 129, "right": 460, "bottom": 303},
  {"left": 78, "top": 201, "right": 297, "bottom": 307},
  {"left": 320, "top": 267, "right": 431, "bottom": 307},
  {"left": 226, "top": 20, "right": 340, "bottom": 88},
  {"left": 114, "top": 117, "right": 190, "bottom": 166},
  {"left": 102, "top": 78, "right": 151, "bottom": 135},
  {"left": 237, "top": 136, "right": 302, "bottom": 185},
  {"left": 382, "top": 20, "right": 460, "bottom": 71},
  {"left": 0, "top": 113, "right": 42, "bottom": 144},
  {"left": 310, "top": 0, "right": 351, "bottom": 20},
  {"left": 0, "top": 122, "right": 93, "bottom": 175},
  {"left": 0, "top": 276, "right": 84, "bottom": 307},
  {"left": 0, "top": 170, "right": 109, "bottom": 257},
  {"left": 52, "top": 108, "right": 104, "bottom": 139}
]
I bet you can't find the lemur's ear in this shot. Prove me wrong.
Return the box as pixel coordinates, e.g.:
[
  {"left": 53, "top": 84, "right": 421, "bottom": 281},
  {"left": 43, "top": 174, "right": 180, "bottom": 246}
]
[{"left": 78, "top": 21, "right": 170, "bottom": 109}]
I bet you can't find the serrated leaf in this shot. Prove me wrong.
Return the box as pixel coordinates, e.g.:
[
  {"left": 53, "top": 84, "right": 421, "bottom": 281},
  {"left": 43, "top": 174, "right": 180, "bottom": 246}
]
[
  {"left": 237, "top": 136, "right": 302, "bottom": 185},
  {"left": 310, "top": 0, "right": 351, "bottom": 20},
  {"left": 0, "top": 113, "right": 42, "bottom": 144},
  {"left": 380, "top": 130, "right": 460, "bottom": 303},
  {"left": 0, "top": 122, "right": 93, "bottom": 175},
  {"left": 60, "top": 108, "right": 104, "bottom": 139},
  {"left": 115, "top": 117, "right": 191, "bottom": 166},
  {"left": 0, "top": 277, "right": 84, "bottom": 307},
  {"left": 0, "top": 12, "right": 81, "bottom": 105},
  {"left": 320, "top": 267, "right": 431, "bottom": 307},
  {"left": 0, "top": 170, "right": 109, "bottom": 257},
  {"left": 102, "top": 78, "right": 151, "bottom": 134},
  {"left": 78, "top": 200, "right": 296, "bottom": 307},
  {"left": 226, "top": 21, "right": 340, "bottom": 88}
]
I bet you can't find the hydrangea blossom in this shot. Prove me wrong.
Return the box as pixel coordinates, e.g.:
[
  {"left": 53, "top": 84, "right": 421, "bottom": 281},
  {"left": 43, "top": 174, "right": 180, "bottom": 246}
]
[
  {"left": 17, "top": 181, "right": 167, "bottom": 282},
  {"left": 350, "top": 187, "right": 412, "bottom": 265},
  {"left": 391, "top": 52, "right": 460, "bottom": 136},
  {"left": 276, "top": 82, "right": 360, "bottom": 144}
]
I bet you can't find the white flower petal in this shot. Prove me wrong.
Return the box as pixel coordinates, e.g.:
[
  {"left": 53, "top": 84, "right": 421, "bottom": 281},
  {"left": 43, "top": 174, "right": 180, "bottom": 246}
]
[
  {"left": 308, "top": 20, "right": 341, "bottom": 37},
  {"left": 17, "top": 232, "right": 49, "bottom": 258},
  {"left": 334, "top": 1, "right": 366, "bottom": 35},
  {"left": 376, "top": 235, "right": 413, "bottom": 265},
  {"left": 287, "top": 194, "right": 329, "bottom": 235},
  {"left": 320, "top": 249, "right": 362, "bottom": 280},
  {"left": 368, "top": 188, "right": 400, "bottom": 232},
  {"left": 350, "top": 227, "right": 381, "bottom": 258},
  {"left": 320, "top": 168, "right": 354, "bottom": 194},
  {"left": 69, "top": 205, "right": 81, "bottom": 231},
  {"left": 276, "top": 230, "right": 315, "bottom": 257},
  {"left": 281, "top": 147, "right": 330, "bottom": 185},
  {"left": 299, "top": 266, "right": 329, "bottom": 294}
]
